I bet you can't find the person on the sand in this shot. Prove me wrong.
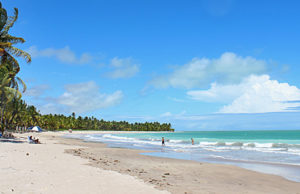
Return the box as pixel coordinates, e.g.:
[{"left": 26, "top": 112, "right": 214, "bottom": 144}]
[
  {"left": 34, "top": 138, "right": 41, "bottom": 144},
  {"left": 162, "top": 137, "right": 165, "bottom": 146},
  {"left": 28, "top": 136, "right": 40, "bottom": 144}
]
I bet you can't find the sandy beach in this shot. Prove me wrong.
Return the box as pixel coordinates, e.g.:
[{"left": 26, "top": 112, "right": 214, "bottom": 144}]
[
  {"left": 1, "top": 131, "right": 300, "bottom": 194},
  {"left": 0, "top": 131, "right": 169, "bottom": 194}
]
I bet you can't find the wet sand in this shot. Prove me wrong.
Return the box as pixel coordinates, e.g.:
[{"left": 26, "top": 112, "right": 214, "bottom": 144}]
[
  {"left": 57, "top": 131, "right": 300, "bottom": 194},
  {"left": 2, "top": 131, "right": 300, "bottom": 194}
]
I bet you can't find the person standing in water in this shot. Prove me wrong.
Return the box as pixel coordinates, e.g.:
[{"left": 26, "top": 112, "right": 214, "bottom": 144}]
[
  {"left": 191, "top": 138, "right": 194, "bottom": 145},
  {"left": 162, "top": 137, "right": 165, "bottom": 146}
]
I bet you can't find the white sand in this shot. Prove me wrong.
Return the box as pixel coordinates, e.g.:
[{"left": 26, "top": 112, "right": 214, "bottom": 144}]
[
  {"left": 3, "top": 131, "right": 300, "bottom": 194},
  {"left": 0, "top": 132, "right": 169, "bottom": 194}
]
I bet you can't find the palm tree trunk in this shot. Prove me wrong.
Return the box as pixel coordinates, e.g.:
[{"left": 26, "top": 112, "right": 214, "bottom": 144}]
[{"left": 0, "top": 104, "right": 5, "bottom": 134}]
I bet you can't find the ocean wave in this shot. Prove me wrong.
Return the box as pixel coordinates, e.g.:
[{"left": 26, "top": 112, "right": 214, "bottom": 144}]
[
  {"left": 228, "top": 142, "right": 243, "bottom": 146},
  {"left": 76, "top": 133, "right": 300, "bottom": 156},
  {"left": 169, "top": 139, "right": 185, "bottom": 143}
]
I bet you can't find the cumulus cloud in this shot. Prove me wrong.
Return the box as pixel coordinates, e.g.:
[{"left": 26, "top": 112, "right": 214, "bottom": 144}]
[
  {"left": 36, "top": 82, "right": 123, "bottom": 114},
  {"left": 24, "top": 84, "right": 50, "bottom": 97},
  {"left": 187, "top": 82, "right": 241, "bottom": 103},
  {"left": 188, "top": 75, "right": 300, "bottom": 113},
  {"left": 150, "top": 52, "right": 267, "bottom": 89},
  {"left": 27, "top": 46, "right": 92, "bottom": 65},
  {"left": 56, "top": 81, "right": 123, "bottom": 113},
  {"left": 107, "top": 57, "right": 139, "bottom": 78}
]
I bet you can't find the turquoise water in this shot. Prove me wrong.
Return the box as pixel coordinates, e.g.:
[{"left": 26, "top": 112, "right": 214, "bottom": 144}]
[
  {"left": 114, "top": 130, "right": 300, "bottom": 144},
  {"left": 68, "top": 130, "right": 300, "bottom": 182}
]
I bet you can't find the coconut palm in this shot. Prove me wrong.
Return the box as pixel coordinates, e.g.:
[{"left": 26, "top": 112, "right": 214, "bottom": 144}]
[
  {"left": 0, "top": 74, "right": 22, "bottom": 134},
  {"left": 0, "top": 3, "right": 29, "bottom": 91},
  {"left": 0, "top": 3, "right": 30, "bottom": 134},
  {"left": 0, "top": 3, "right": 31, "bottom": 67}
]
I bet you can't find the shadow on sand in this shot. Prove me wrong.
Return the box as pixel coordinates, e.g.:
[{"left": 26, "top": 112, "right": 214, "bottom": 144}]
[{"left": 0, "top": 138, "right": 25, "bottom": 144}]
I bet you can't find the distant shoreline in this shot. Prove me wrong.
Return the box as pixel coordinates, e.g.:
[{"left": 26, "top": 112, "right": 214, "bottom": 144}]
[
  {"left": 2, "top": 131, "right": 300, "bottom": 193},
  {"left": 58, "top": 130, "right": 300, "bottom": 193}
]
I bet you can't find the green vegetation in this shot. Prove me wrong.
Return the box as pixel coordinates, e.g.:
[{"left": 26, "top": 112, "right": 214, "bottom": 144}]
[
  {"left": 39, "top": 112, "right": 173, "bottom": 131},
  {"left": 0, "top": 3, "right": 173, "bottom": 133},
  {"left": 0, "top": 3, "right": 31, "bottom": 134},
  {"left": 2, "top": 98, "right": 174, "bottom": 132}
]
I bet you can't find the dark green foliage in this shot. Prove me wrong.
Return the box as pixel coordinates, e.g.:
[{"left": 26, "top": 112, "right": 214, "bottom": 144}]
[
  {"left": 41, "top": 113, "right": 174, "bottom": 131},
  {"left": 0, "top": 3, "right": 30, "bottom": 134},
  {"left": 3, "top": 97, "right": 174, "bottom": 132}
]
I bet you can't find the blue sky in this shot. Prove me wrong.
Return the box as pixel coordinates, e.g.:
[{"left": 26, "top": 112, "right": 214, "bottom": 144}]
[{"left": 3, "top": 0, "right": 300, "bottom": 130}]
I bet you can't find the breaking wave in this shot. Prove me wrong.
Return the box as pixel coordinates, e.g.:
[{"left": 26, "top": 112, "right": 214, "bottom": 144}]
[{"left": 73, "top": 133, "right": 300, "bottom": 156}]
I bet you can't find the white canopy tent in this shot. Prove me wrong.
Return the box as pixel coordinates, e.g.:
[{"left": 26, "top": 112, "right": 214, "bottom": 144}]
[{"left": 30, "top": 126, "right": 42, "bottom": 132}]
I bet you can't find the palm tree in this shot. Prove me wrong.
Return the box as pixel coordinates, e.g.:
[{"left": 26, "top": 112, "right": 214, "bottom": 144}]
[
  {"left": 0, "top": 3, "right": 31, "bottom": 66},
  {"left": 0, "top": 74, "right": 21, "bottom": 134},
  {"left": 0, "top": 3, "right": 29, "bottom": 91},
  {"left": 0, "top": 3, "right": 31, "bottom": 134}
]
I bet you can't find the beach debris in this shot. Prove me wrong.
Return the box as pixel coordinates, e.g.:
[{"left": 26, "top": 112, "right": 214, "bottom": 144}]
[
  {"left": 139, "top": 169, "right": 147, "bottom": 174},
  {"left": 164, "top": 172, "right": 170, "bottom": 175},
  {"left": 149, "top": 178, "right": 158, "bottom": 183}
]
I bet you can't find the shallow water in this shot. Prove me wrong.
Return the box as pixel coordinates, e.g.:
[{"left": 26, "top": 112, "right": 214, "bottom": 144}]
[{"left": 66, "top": 130, "right": 300, "bottom": 182}]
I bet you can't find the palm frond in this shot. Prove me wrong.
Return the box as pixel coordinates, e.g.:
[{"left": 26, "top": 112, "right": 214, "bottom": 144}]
[
  {"left": 4, "top": 87, "right": 22, "bottom": 101},
  {"left": 0, "top": 74, "right": 12, "bottom": 86},
  {"left": 2, "top": 8, "right": 18, "bottom": 35},
  {"left": 0, "top": 7, "right": 7, "bottom": 32},
  {"left": 6, "top": 46, "right": 31, "bottom": 63},
  {"left": 0, "top": 42, "right": 12, "bottom": 47},
  {"left": 0, "top": 35, "right": 25, "bottom": 44},
  {"left": 15, "top": 76, "right": 26, "bottom": 93},
  {"left": 1, "top": 52, "right": 21, "bottom": 73}
]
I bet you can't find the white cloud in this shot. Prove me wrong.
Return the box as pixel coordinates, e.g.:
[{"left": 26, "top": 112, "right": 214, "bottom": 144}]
[
  {"left": 24, "top": 84, "right": 50, "bottom": 97},
  {"left": 187, "top": 82, "right": 242, "bottom": 103},
  {"left": 167, "top": 97, "right": 186, "bottom": 103},
  {"left": 56, "top": 81, "right": 123, "bottom": 113},
  {"left": 160, "top": 112, "right": 172, "bottom": 117},
  {"left": 27, "top": 46, "right": 92, "bottom": 64},
  {"left": 150, "top": 52, "right": 267, "bottom": 89},
  {"left": 107, "top": 57, "right": 139, "bottom": 78},
  {"left": 188, "top": 74, "right": 300, "bottom": 113},
  {"left": 39, "top": 103, "right": 66, "bottom": 115},
  {"left": 36, "top": 82, "right": 123, "bottom": 114},
  {"left": 160, "top": 111, "right": 188, "bottom": 119}
]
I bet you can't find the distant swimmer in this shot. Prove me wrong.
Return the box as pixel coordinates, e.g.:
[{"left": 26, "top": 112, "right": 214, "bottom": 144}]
[
  {"left": 162, "top": 137, "right": 165, "bottom": 146},
  {"left": 191, "top": 138, "right": 194, "bottom": 145}
]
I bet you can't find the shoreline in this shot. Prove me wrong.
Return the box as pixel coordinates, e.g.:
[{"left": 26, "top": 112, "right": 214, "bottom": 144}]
[
  {"left": 58, "top": 131, "right": 300, "bottom": 193},
  {"left": 2, "top": 131, "right": 300, "bottom": 194},
  {"left": 65, "top": 130, "right": 300, "bottom": 183}
]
